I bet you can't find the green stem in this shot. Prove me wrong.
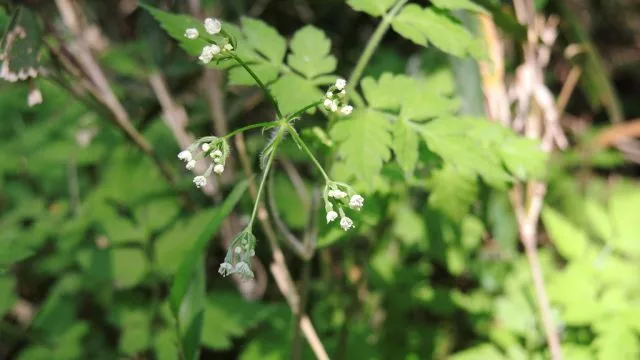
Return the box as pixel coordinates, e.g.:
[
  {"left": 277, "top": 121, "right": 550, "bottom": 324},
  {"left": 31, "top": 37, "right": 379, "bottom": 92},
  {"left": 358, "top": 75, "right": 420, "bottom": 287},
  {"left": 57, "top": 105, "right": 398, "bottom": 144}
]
[
  {"left": 287, "top": 124, "right": 330, "bottom": 182},
  {"left": 230, "top": 53, "right": 283, "bottom": 119},
  {"left": 347, "top": 0, "right": 408, "bottom": 106},
  {"left": 222, "top": 121, "right": 279, "bottom": 140},
  {"left": 248, "top": 127, "right": 285, "bottom": 227},
  {"left": 286, "top": 100, "right": 323, "bottom": 120}
]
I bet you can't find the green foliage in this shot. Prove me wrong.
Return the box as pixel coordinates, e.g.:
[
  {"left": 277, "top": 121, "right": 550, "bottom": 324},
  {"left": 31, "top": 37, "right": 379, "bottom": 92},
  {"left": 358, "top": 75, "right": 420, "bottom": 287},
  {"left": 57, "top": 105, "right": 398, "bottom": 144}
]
[
  {"left": 392, "top": 5, "right": 482, "bottom": 58},
  {"left": 330, "top": 109, "right": 393, "bottom": 183},
  {"left": 346, "top": 0, "right": 396, "bottom": 17},
  {"left": 3, "top": 1, "right": 639, "bottom": 360}
]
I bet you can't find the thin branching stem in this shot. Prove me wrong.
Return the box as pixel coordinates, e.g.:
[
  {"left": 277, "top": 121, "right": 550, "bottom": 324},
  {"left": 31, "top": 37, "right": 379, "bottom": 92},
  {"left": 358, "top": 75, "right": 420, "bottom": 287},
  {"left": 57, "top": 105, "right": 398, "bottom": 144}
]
[
  {"left": 347, "top": 0, "right": 408, "bottom": 106},
  {"left": 286, "top": 124, "right": 331, "bottom": 182},
  {"left": 230, "top": 53, "right": 283, "bottom": 119}
]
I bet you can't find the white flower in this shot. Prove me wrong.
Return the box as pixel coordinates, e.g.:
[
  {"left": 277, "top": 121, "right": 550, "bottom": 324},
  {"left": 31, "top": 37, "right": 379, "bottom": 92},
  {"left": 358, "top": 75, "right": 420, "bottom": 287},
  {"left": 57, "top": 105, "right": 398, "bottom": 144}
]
[
  {"left": 224, "top": 43, "right": 234, "bottom": 51},
  {"left": 214, "top": 164, "right": 225, "bottom": 174},
  {"left": 212, "top": 150, "right": 223, "bottom": 158},
  {"left": 234, "top": 261, "right": 254, "bottom": 280},
  {"left": 184, "top": 28, "right": 199, "bottom": 39},
  {"left": 326, "top": 91, "right": 333, "bottom": 98},
  {"left": 340, "top": 217, "right": 354, "bottom": 231},
  {"left": 199, "top": 44, "right": 220, "bottom": 64},
  {"left": 349, "top": 194, "right": 364, "bottom": 210},
  {"left": 340, "top": 105, "right": 353, "bottom": 116},
  {"left": 338, "top": 89, "right": 346, "bottom": 97},
  {"left": 204, "top": 18, "right": 222, "bottom": 34},
  {"left": 326, "top": 211, "right": 338, "bottom": 223},
  {"left": 218, "top": 262, "right": 233, "bottom": 276},
  {"left": 201, "top": 143, "right": 211, "bottom": 152},
  {"left": 193, "top": 176, "right": 207, "bottom": 188},
  {"left": 331, "top": 190, "right": 347, "bottom": 199},
  {"left": 335, "top": 78, "right": 346, "bottom": 90},
  {"left": 329, "top": 101, "right": 338, "bottom": 113},
  {"left": 185, "top": 160, "right": 196, "bottom": 170},
  {"left": 28, "top": 88, "right": 42, "bottom": 107},
  {"left": 178, "top": 150, "right": 192, "bottom": 162},
  {"left": 323, "top": 98, "right": 333, "bottom": 109},
  {"left": 235, "top": 246, "right": 242, "bottom": 254}
]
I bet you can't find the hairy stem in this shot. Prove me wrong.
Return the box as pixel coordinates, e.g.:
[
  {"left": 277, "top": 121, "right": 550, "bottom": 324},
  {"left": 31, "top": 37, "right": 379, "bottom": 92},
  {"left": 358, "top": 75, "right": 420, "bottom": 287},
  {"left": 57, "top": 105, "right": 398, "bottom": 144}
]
[
  {"left": 287, "top": 100, "right": 323, "bottom": 120},
  {"left": 230, "top": 53, "right": 283, "bottom": 119},
  {"left": 287, "top": 124, "right": 330, "bottom": 182},
  {"left": 222, "top": 121, "right": 279, "bottom": 140},
  {"left": 347, "top": 0, "right": 408, "bottom": 105},
  {"left": 247, "top": 127, "right": 285, "bottom": 228}
]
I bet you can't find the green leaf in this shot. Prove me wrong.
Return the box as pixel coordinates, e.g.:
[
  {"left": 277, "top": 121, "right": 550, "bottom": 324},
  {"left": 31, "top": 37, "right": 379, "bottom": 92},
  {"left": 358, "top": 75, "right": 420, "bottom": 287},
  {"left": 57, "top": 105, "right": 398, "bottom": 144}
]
[
  {"left": 179, "top": 257, "right": 205, "bottom": 360},
  {"left": 393, "top": 119, "right": 419, "bottom": 176},
  {"left": 0, "top": 274, "right": 16, "bottom": 317},
  {"left": 140, "top": 4, "right": 210, "bottom": 57},
  {"left": 240, "top": 17, "right": 286, "bottom": 67},
  {"left": 541, "top": 207, "right": 590, "bottom": 261},
  {"left": 361, "top": 73, "right": 460, "bottom": 120},
  {"left": 168, "top": 180, "right": 248, "bottom": 314},
  {"left": 112, "top": 248, "right": 149, "bottom": 289},
  {"left": 594, "top": 318, "right": 640, "bottom": 360},
  {"left": 431, "top": 0, "right": 488, "bottom": 14},
  {"left": 119, "top": 309, "right": 151, "bottom": 355},
  {"left": 330, "top": 109, "right": 393, "bottom": 181},
  {"left": 429, "top": 165, "right": 478, "bottom": 221},
  {"left": 418, "top": 118, "right": 512, "bottom": 187},
  {"left": 498, "top": 136, "right": 547, "bottom": 180},
  {"left": 201, "top": 292, "right": 273, "bottom": 350},
  {"left": 270, "top": 74, "right": 323, "bottom": 115},
  {"left": 228, "top": 63, "right": 280, "bottom": 86},
  {"left": 392, "top": 5, "right": 478, "bottom": 58},
  {"left": 346, "top": 0, "right": 396, "bottom": 17},
  {"left": 288, "top": 25, "right": 336, "bottom": 79},
  {"left": 451, "top": 344, "right": 508, "bottom": 360},
  {"left": 608, "top": 184, "right": 640, "bottom": 257},
  {"left": 0, "top": 7, "right": 43, "bottom": 82}
]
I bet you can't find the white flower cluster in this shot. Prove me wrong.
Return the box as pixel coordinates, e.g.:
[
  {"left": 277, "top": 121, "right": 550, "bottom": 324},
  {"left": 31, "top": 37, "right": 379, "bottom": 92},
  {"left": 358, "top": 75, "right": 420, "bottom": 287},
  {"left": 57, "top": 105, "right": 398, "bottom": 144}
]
[
  {"left": 324, "top": 183, "right": 364, "bottom": 231},
  {"left": 218, "top": 231, "right": 257, "bottom": 280},
  {"left": 183, "top": 18, "right": 234, "bottom": 64},
  {"left": 177, "top": 138, "right": 229, "bottom": 189},
  {"left": 324, "top": 78, "right": 353, "bottom": 116}
]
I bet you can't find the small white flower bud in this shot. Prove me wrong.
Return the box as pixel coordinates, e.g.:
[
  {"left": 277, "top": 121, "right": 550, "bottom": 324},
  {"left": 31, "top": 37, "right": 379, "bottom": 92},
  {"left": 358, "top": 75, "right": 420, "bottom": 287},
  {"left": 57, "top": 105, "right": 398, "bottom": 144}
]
[
  {"left": 212, "top": 150, "right": 223, "bottom": 158},
  {"left": 178, "top": 150, "right": 192, "bottom": 162},
  {"left": 340, "top": 105, "right": 353, "bottom": 116},
  {"left": 329, "top": 101, "right": 338, "bottom": 113},
  {"left": 218, "top": 262, "right": 233, "bottom": 276},
  {"left": 338, "top": 89, "right": 346, "bottom": 97},
  {"left": 326, "top": 91, "right": 333, "bottom": 98},
  {"left": 184, "top": 28, "right": 199, "bottom": 39},
  {"left": 204, "top": 18, "right": 222, "bottom": 34},
  {"left": 185, "top": 160, "right": 196, "bottom": 170},
  {"left": 340, "top": 217, "right": 354, "bottom": 231},
  {"left": 224, "top": 43, "right": 234, "bottom": 51},
  {"left": 235, "top": 246, "right": 242, "bottom": 254},
  {"left": 193, "top": 176, "right": 207, "bottom": 188},
  {"left": 234, "top": 261, "right": 254, "bottom": 280},
  {"left": 201, "top": 143, "right": 211, "bottom": 152},
  {"left": 199, "top": 45, "right": 220, "bottom": 64},
  {"left": 323, "top": 98, "right": 333, "bottom": 109},
  {"left": 326, "top": 211, "right": 338, "bottom": 223},
  {"left": 335, "top": 78, "right": 346, "bottom": 90},
  {"left": 349, "top": 194, "right": 364, "bottom": 210},
  {"left": 213, "top": 164, "right": 225, "bottom": 174},
  {"left": 331, "top": 190, "right": 347, "bottom": 199}
]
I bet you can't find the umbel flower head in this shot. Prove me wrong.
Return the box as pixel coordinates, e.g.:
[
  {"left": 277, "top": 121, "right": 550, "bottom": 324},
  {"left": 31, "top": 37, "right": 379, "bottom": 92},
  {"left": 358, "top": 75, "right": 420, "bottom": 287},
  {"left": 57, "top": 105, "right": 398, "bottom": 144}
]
[
  {"left": 177, "top": 136, "right": 230, "bottom": 189},
  {"left": 324, "top": 78, "right": 353, "bottom": 116},
  {"left": 183, "top": 18, "right": 236, "bottom": 65},
  {"left": 218, "top": 230, "right": 257, "bottom": 280},
  {"left": 324, "top": 182, "right": 364, "bottom": 231}
]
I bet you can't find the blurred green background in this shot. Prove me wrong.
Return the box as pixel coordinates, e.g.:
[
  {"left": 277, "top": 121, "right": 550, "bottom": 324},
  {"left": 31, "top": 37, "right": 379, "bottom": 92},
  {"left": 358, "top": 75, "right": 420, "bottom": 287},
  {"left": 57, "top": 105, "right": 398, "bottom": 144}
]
[{"left": 1, "top": 0, "right": 640, "bottom": 359}]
